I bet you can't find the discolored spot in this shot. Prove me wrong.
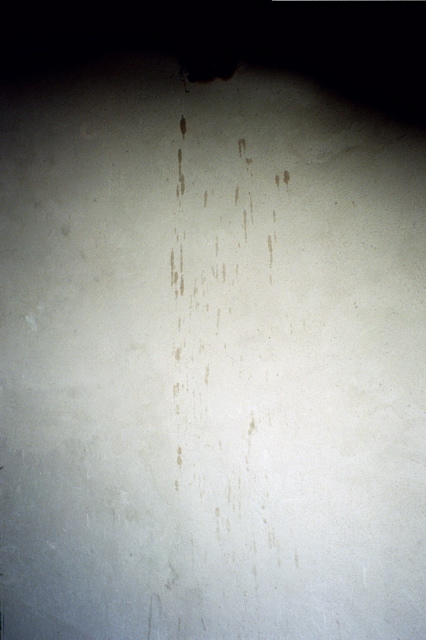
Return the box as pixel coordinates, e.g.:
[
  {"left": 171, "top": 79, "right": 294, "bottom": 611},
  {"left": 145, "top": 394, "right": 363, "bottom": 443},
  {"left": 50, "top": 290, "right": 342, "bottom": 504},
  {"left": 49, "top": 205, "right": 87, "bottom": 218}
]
[
  {"left": 204, "top": 190, "right": 208, "bottom": 207},
  {"left": 283, "top": 170, "right": 290, "bottom": 185},
  {"left": 175, "top": 347, "right": 181, "bottom": 360},
  {"left": 275, "top": 174, "right": 280, "bottom": 188}
]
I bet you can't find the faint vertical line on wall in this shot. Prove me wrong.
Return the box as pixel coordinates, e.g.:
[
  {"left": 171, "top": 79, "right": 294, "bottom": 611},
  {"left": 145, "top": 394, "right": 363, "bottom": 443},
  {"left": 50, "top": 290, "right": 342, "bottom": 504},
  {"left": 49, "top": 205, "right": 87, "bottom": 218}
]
[{"left": 0, "top": 584, "right": 3, "bottom": 640}]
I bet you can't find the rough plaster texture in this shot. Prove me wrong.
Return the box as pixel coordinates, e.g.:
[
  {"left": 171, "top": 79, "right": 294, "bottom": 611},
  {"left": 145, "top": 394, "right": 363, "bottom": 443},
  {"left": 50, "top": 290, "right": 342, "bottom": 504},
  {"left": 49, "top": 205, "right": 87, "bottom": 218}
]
[{"left": 0, "top": 52, "right": 425, "bottom": 639}]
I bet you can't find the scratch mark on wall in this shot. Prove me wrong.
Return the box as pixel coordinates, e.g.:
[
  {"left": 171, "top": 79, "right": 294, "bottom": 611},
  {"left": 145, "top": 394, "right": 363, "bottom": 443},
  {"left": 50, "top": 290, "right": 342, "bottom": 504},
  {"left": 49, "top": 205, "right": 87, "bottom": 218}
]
[
  {"left": 204, "top": 190, "right": 208, "bottom": 207},
  {"left": 215, "top": 236, "right": 219, "bottom": 257},
  {"left": 216, "top": 308, "right": 221, "bottom": 331},
  {"left": 235, "top": 185, "right": 239, "bottom": 205},
  {"left": 238, "top": 138, "right": 246, "bottom": 157},
  {"left": 222, "top": 263, "right": 226, "bottom": 282}
]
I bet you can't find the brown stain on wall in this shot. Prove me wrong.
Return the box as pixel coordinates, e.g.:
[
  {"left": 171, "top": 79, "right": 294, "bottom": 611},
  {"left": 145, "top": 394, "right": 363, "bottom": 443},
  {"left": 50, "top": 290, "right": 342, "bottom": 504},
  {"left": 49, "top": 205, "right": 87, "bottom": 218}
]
[
  {"left": 180, "top": 115, "right": 186, "bottom": 138},
  {"left": 238, "top": 138, "right": 246, "bottom": 157},
  {"left": 170, "top": 249, "right": 175, "bottom": 286},
  {"left": 248, "top": 416, "right": 256, "bottom": 436},
  {"left": 268, "top": 235, "right": 273, "bottom": 267},
  {"left": 235, "top": 185, "right": 239, "bottom": 205},
  {"left": 177, "top": 446, "right": 182, "bottom": 467},
  {"left": 283, "top": 170, "right": 290, "bottom": 185},
  {"left": 204, "top": 190, "right": 208, "bottom": 207},
  {"left": 178, "top": 149, "right": 185, "bottom": 195},
  {"left": 275, "top": 174, "right": 280, "bottom": 188},
  {"left": 243, "top": 210, "right": 248, "bottom": 242}
]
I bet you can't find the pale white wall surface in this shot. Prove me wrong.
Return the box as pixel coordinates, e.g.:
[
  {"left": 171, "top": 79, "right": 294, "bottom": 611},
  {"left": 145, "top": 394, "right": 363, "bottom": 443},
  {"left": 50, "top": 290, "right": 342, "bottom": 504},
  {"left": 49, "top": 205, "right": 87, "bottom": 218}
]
[{"left": 1, "top": 52, "right": 425, "bottom": 639}]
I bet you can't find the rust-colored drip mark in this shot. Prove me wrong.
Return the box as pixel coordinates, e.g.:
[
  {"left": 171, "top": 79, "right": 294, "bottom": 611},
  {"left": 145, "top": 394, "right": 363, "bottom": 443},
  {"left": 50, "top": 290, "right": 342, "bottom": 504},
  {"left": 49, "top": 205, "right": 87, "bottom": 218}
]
[
  {"left": 180, "top": 115, "right": 186, "bottom": 139},
  {"left": 235, "top": 185, "right": 239, "bottom": 205},
  {"left": 238, "top": 138, "right": 246, "bottom": 157},
  {"left": 178, "top": 149, "right": 185, "bottom": 195}
]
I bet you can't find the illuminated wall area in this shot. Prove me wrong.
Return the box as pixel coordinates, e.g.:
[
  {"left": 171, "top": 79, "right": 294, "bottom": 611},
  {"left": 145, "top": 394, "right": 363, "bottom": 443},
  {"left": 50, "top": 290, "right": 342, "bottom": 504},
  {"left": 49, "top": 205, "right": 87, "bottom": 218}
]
[{"left": 1, "top": 49, "right": 425, "bottom": 639}]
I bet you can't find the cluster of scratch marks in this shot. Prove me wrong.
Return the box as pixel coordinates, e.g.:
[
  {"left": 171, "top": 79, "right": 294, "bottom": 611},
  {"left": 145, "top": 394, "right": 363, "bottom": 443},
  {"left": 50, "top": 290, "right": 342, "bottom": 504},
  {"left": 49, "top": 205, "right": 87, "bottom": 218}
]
[
  {"left": 238, "top": 138, "right": 246, "bottom": 157},
  {"left": 237, "top": 138, "right": 254, "bottom": 177},
  {"left": 275, "top": 170, "right": 291, "bottom": 196}
]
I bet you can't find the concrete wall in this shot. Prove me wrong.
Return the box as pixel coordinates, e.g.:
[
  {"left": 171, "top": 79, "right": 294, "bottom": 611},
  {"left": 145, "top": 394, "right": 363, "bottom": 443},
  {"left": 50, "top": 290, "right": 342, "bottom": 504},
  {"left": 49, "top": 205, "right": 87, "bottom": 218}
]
[{"left": 1, "top": 51, "right": 425, "bottom": 639}]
